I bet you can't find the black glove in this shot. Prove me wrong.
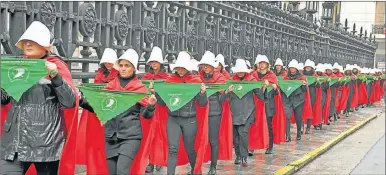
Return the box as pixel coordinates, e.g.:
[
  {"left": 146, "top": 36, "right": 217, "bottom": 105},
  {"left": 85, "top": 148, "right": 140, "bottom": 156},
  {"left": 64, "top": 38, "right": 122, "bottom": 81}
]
[{"left": 1, "top": 88, "right": 11, "bottom": 105}]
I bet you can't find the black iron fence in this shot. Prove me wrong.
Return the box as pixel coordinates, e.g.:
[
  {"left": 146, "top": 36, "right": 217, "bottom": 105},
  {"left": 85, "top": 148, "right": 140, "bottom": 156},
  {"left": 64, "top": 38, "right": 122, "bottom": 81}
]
[{"left": 0, "top": 1, "right": 377, "bottom": 83}]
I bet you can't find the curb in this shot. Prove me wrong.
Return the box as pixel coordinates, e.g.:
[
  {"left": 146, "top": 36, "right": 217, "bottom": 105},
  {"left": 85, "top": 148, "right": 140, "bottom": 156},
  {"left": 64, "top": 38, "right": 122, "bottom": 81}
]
[{"left": 273, "top": 112, "right": 382, "bottom": 175}]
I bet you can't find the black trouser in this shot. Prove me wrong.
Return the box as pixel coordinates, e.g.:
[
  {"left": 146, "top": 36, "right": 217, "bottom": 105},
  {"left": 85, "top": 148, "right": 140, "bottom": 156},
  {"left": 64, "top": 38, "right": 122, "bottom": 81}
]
[
  {"left": 107, "top": 154, "right": 133, "bottom": 175},
  {"left": 284, "top": 103, "right": 304, "bottom": 137},
  {"left": 208, "top": 115, "right": 222, "bottom": 166},
  {"left": 367, "top": 84, "right": 372, "bottom": 104},
  {"left": 0, "top": 154, "right": 59, "bottom": 175},
  {"left": 233, "top": 122, "right": 252, "bottom": 157},
  {"left": 266, "top": 116, "right": 274, "bottom": 149},
  {"left": 167, "top": 116, "right": 197, "bottom": 174},
  {"left": 346, "top": 92, "right": 353, "bottom": 111}
]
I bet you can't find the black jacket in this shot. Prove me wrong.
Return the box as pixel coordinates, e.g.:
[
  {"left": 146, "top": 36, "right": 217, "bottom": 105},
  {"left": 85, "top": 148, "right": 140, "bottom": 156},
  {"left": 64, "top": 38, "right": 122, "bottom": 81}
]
[{"left": 1, "top": 75, "right": 75, "bottom": 162}]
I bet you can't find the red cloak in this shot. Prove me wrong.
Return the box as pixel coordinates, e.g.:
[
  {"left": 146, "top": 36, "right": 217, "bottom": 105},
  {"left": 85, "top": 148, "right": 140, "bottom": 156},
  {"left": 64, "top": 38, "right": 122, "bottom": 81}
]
[
  {"left": 221, "top": 69, "right": 232, "bottom": 80},
  {"left": 94, "top": 68, "right": 119, "bottom": 84},
  {"left": 358, "top": 82, "right": 369, "bottom": 105},
  {"left": 338, "top": 84, "right": 350, "bottom": 112},
  {"left": 199, "top": 71, "right": 233, "bottom": 161},
  {"left": 149, "top": 73, "right": 209, "bottom": 174},
  {"left": 141, "top": 71, "right": 170, "bottom": 80},
  {"left": 1, "top": 56, "right": 80, "bottom": 175},
  {"left": 334, "top": 72, "right": 344, "bottom": 113},
  {"left": 231, "top": 74, "right": 269, "bottom": 150},
  {"left": 350, "top": 82, "right": 359, "bottom": 109},
  {"left": 78, "top": 75, "right": 157, "bottom": 175},
  {"left": 253, "top": 71, "right": 286, "bottom": 144},
  {"left": 322, "top": 73, "right": 337, "bottom": 124}
]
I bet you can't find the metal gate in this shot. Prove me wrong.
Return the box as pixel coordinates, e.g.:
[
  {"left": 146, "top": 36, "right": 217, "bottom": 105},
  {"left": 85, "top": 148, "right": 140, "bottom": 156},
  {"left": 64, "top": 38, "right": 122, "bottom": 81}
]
[{"left": 1, "top": 1, "right": 377, "bottom": 83}]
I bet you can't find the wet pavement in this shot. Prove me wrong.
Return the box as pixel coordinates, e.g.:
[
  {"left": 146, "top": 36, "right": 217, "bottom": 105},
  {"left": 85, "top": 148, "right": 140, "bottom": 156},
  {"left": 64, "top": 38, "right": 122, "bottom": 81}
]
[{"left": 76, "top": 101, "right": 385, "bottom": 175}]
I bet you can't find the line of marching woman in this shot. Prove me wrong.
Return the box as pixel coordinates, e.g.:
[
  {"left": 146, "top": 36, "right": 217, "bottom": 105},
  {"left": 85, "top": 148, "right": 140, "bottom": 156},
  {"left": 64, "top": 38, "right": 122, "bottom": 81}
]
[{"left": 0, "top": 21, "right": 385, "bottom": 175}]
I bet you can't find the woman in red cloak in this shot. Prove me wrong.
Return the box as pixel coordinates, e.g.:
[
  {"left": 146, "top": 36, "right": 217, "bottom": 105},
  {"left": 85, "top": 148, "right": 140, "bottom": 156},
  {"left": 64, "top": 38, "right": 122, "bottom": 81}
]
[
  {"left": 253, "top": 55, "right": 285, "bottom": 154},
  {"left": 153, "top": 51, "right": 208, "bottom": 175},
  {"left": 229, "top": 59, "right": 268, "bottom": 167},
  {"left": 0, "top": 21, "right": 78, "bottom": 175},
  {"left": 282, "top": 59, "right": 308, "bottom": 142},
  {"left": 273, "top": 58, "right": 288, "bottom": 77},
  {"left": 198, "top": 51, "right": 233, "bottom": 174},
  {"left": 79, "top": 49, "right": 157, "bottom": 175},
  {"left": 94, "top": 48, "right": 119, "bottom": 84},
  {"left": 215, "top": 54, "right": 232, "bottom": 79},
  {"left": 142, "top": 46, "right": 170, "bottom": 81}
]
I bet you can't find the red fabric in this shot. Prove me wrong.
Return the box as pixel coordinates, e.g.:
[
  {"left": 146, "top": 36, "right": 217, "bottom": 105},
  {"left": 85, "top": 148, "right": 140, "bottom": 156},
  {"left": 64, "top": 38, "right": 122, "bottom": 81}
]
[
  {"left": 141, "top": 71, "right": 170, "bottom": 80},
  {"left": 311, "top": 88, "right": 323, "bottom": 125},
  {"left": 22, "top": 56, "right": 79, "bottom": 175},
  {"left": 231, "top": 73, "right": 256, "bottom": 81},
  {"left": 78, "top": 75, "right": 156, "bottom": 175},
  {"left": 253, "top": 71, "right": 286, "bottom": 144},
  {"left": 248, "top": 96, "right": 269, "bottom": 149},
  {"left": 0, "top": 104, "right": 11, "bottom": 136},
  {"left": 221, "top": 70, "right": 232, "bottom": 80},
  {"left": 94, "top": 68, "right": 119, "bottom": 84},
  {"left": 199, "top": 70, "right": 232, "bottom": 161},
  {"left": 358, "top": 83, "right": 369, "bottom": 105},
  {"left": 338, "top": 85, "right": 350, "bottom": 112},
  {"left": 149, "top": 74, "right": 209, "bottom": 174},
  {"left": 350, "top": 83, "right": 359, "bottom": 109},
  {"left": 323, "top": 88, "right": 332, "bottom": 124}
]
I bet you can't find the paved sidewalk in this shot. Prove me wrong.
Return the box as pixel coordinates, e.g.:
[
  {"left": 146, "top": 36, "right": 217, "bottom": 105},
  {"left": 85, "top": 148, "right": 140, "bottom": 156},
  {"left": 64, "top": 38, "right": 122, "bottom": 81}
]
[{"left": 76, "top": 101, "right": 385, "bottom": 175}]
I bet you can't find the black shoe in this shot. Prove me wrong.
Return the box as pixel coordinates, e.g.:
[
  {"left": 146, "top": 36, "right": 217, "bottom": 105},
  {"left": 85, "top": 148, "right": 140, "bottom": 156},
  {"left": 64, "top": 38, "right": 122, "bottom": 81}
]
[
  {"left": 355, "top": 107, "right": 359, "bottom": 111},
  {"left": 241, "top": 157, "right": 248, "bottom": 167},
  {"left": 305, "top": 128, "right": 311, "bottom": 133},
  {"left": 286, "top": 136, "right": 291, "bottom": 142},
  {"left": 329, "top": 116, "right": 333, "bottom": 122},
  {"left": 296, "top": 132, "right": 301, "bottom": 140},
  {"left": 334, "top": 114, "right": 338, "bottom": 121},
  {"left": 187, "top": 170, "right": 202, "bottom": 175},
  {"left": 345, "top": 112, "right": 350, "bottom": 118},
  {"left": 248, "top": 150, "right": 254, "bottom": 156},
  {"left": 319, "top": 124, "right": 323, "bottom": 129},
  {"left": 208, "top": 165, "right": 216, "bottom": 175},
  {"left": 156, "top": 166, "right": 162, "bottom": 171},
  {"left": 146, "top": 164, "right": 154, "bottom": 173},
  {"left": 234, "top": 156, "right": 241, "bottom": 164},
  {"left": 265, "top": 148, "right": 273, "bottom": 154}
]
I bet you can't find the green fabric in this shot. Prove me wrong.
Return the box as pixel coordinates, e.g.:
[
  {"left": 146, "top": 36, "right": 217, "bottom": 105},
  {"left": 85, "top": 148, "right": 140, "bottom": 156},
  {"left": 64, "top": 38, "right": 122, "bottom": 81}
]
[
  {"left": 154, "top": 83, "right": 201, "bottom": 112},
  {"left": 78, "top": 86, "right": 149, "bottom": 124},
  {"left": 205, "top": 84, "right": 229, "bottom": 97},
  {"left": 278, "top": 80, "right": 304, "bottom": 97},
  {"left": 329, "top": 77, "right": 340, "bottom": 86},
  {"left": 318, "top": 76, "right": 329, "bottom": 82},
  {"left": 340, "top": 76, "right": 351, "bottom": 84},
  {"left": 141, "top": 80, "right": 165, "bottom": 85},
  {"left": 1, "top": 58, "right": 47, "bottom": 101},
  {"left": 225, "top": 80, "right": 270, "bottom": 98},
  {"left": 306, "top": 76, "right": 317, "bottom": 85}
]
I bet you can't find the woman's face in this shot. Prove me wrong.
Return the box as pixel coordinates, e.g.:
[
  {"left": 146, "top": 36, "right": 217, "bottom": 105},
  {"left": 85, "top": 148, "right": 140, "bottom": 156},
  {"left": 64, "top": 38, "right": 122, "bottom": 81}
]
[
  {"left": 289, "top": 67, "right": 297, "bottom": 74},
  {"left": 201, "top": 64, "right": 214, "bottom": 74},
  {"left": 104, "top": 63, "right": 114, "bottom": 71},
  {"left": 149, "top": 61, "right": 161, "bottom": 70},
  {"left": 175, "top": 67, "right": 188, "bottom": 77},
  {"left": 118, "top": 59, "right": 135, "bottom": 78},
  {"left": 259, "top": 62, "right": 269, "bottom": 70},
  {"left": 22, "top": 40, "right": 47, "bottom": 58},
  {"left": 236, "top": 72, "right": 246, "bottom": 77},
  {"left": 326, "top": 69, "right": 332, "bottom": 74},
  {"left": 275, "top": 65, "right": 282, "bottom": 71},
  {"left": 305, "top": 67, "right": 312, "bottom": 72},
  {"left": 218, "top": 64, "right": 223, "bottom": 70}
]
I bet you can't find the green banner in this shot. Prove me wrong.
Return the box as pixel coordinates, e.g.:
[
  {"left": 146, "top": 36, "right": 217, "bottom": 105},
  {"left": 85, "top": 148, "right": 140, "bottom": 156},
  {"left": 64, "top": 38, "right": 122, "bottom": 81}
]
[
  {"left": 141, "top": 80, "right": 165, "bottom": 85},
  {"left": 329, "top": 77, "right": 340, "bottom": 86},
  {"left": 340, "top": 76, "right": 351, "bottom": 84},
  {"left": 318, "top": 76, "right": 329, "bottom": 82},
  {"left": 154, "top": 83, "right": 201, "bottom": 112},
  {"left": 78, "top": 86, "right": 149, "bottom": 124},
  {"left": 306, "top": 76, "right": 317, "bottom": 85},
  {"left": 225, "top": 80, "right": 270, "bottom": 98},
  {"left": 278, "top": 80, "right": 304, "bottom": 97},
  {"left": 1, "top": 58, "right": 47, "bottom": 101},
  {"left": 205, "top": 84, "right": 229, "bottom": 97}
]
